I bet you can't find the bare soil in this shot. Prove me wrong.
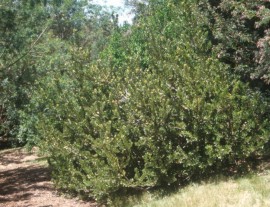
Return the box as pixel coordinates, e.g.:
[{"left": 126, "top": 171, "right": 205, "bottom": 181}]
[{"left": 0, "top": 148, "right": 97, "bottom": 207}]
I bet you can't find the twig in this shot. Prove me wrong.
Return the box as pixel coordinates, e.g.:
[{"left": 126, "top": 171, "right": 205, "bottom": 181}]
[{"left": 1, "top": 25, "right": 49, "bottom": 70}]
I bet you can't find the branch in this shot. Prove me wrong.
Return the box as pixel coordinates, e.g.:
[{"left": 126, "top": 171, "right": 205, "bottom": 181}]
[{"left": 1, "top": 25, "right": 49, "bottom": 71}]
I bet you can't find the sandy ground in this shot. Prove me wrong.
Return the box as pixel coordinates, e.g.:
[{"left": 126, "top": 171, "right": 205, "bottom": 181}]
[{"left": 0, "top": 148, "right": 97, "bottom": 207}]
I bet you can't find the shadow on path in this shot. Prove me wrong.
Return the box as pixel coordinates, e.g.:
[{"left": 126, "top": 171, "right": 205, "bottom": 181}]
[
  {"left": 0, "top": 148, "right": 97, "bottom": 207},
  {"left": 0, "top": 164, "right": 52, "bottom": 204}
]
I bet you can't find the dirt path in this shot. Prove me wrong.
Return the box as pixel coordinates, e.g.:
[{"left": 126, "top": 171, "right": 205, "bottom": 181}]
[{"left": 0, "top": 148, "right": 97, "bottom": 207}]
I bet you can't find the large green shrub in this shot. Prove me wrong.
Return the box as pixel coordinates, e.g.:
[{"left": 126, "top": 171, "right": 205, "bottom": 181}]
[{"left": 32, "top": 0, "right": 270, "bottom": 203}]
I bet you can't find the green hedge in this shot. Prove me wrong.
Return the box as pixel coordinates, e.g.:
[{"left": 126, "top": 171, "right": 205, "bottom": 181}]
[
  {"left": 37, "top": 63, "right": 269, "bottom": 202},
  {"left": 32, "top": 0, "right": 270, "bottom": 203}
]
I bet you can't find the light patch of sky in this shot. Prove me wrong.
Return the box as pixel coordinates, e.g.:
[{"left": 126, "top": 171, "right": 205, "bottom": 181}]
[{"left": 92, "top": 0, "right": 134, "bottom": 24}]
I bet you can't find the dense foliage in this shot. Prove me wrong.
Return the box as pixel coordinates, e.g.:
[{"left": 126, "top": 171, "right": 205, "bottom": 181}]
[
  {"left": 0, "top": 0, "right": 114, "bottom": 145},
  {"left": 0, "top": 0, "right": 48, "bottom": 143},
  {"left": 201, "top": 0, "right": 270, "bottom": 90},
  {"left": 1, "top": 0, "right": 270, "bottom": 204},
  {"left": 28, "top": 0, "right": 270, "bottom": 202}
]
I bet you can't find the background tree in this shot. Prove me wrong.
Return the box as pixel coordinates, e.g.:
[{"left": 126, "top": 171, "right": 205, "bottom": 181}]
[
  {"left": 201, "top": 0, "right": 270, "bottom": 90},
  {"left": 0, "top": 0, "right": 49, "bottom": 145},
  {"left": 0, "top": 0, "right": 115, "bottom": 146}
]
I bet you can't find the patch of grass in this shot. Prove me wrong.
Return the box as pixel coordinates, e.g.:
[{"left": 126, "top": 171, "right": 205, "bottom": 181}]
[
  {"left": 25, "top": 156, "right": 48, "bottom": 165},
  {"left": 131, "top": 171, "right": 270, "bottom": 207},
  {"left": 0, "top": 146, "right": 48, "bottom": 166},
  {"left": 110, "top": 165, "right": 270, "bottom": 207}
]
